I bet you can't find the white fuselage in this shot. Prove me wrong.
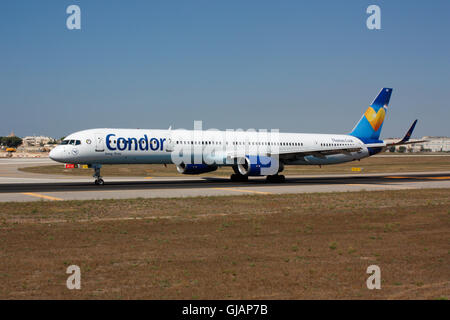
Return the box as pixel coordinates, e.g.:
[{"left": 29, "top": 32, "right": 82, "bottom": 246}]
[{"left": 49, "top": 128, "right": 370, "bottom": 166}]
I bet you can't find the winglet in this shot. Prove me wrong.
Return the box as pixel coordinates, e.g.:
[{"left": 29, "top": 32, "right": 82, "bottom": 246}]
[
  {"left": 399, "top": 119, "right": 417, "bottom": 143},
  {"left": 386, "top": 119, "right": 427, "bottom": 146}
]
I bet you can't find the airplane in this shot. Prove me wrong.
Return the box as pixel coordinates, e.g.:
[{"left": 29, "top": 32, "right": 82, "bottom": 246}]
[{"left": 49, "top": 88, "right": 425, "bottom": 185}]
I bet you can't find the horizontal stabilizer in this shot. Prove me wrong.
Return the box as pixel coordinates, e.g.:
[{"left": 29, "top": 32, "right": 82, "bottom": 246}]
[{"left": 386, "top": 120, "right": 427, "bottom": 146}]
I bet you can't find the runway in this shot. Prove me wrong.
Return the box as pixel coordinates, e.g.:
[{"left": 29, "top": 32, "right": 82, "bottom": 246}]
[{"left": 1, "top": 157, "right": 450, "bottom": 201}]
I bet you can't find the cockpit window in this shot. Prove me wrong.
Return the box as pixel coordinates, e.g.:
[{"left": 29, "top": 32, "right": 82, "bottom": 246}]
[{"left": 60, "top": 139, "right": 81, "bottom": 145}]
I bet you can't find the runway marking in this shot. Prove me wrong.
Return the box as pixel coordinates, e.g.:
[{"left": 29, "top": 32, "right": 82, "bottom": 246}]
[
  {"left": 346, "top": 183, "right": 410, "bottom": 189},
  {"left": 213, "top": 187, "right": 272, "bottom": 195},
  {"left": 22, "top": 193, "right": 63, "bottom": 201},
  {"left": 386, "top": 176, "right": 450, "bottom": 180},
  {"left": 386, "top": 176, "right": 412, "bottom": 179}
]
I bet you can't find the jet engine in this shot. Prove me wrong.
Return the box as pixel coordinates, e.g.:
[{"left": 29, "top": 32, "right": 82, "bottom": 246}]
[
  {"left": 236, "top": 155, "right": 282, "bottom": 176},
  {"left": 176, "top": 163, "right": 218, "bottom": 175}
]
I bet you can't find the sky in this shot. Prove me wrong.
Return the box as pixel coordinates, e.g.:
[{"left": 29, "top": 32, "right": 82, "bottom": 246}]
[{"left": 1, "top": 0, "right": 449, "bottom": 139}]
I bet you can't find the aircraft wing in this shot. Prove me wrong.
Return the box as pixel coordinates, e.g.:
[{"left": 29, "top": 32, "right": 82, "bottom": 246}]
[
  {"left": 275, "top": 147, "right": 363, "bottom": 160},
  {"left": 226, "top": 146, "right": 363, "bottom": 161}
]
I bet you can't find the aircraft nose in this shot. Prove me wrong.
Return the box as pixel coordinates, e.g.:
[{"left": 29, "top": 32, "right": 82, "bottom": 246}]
[{"left": 49, "top": 147, "right": 64, "bottom": 162}]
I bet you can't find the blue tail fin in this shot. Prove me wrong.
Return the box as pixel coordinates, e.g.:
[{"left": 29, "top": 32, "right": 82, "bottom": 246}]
[{"left": 349, "top": 88, "right": 392, "bottom": 142}]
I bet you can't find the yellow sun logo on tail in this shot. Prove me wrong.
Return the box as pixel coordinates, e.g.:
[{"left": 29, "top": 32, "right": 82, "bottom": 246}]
[{"left": 364, "top": 106, "right": 386, "bottom": 131}]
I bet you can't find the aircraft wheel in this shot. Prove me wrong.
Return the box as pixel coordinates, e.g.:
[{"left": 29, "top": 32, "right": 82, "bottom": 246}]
[{"left": 95, "top": 178, "right": 104, "bottom": 185}]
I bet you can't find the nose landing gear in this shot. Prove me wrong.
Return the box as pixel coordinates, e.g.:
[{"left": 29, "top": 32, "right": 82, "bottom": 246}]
[
  {"left": 94, "top": 178, "right": 104, "bottom": 185},
  {"left": 92, "top": 164, "right": 104, "bottom": 185}
]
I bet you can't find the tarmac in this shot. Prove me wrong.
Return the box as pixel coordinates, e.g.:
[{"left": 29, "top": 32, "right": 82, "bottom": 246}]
[{"left": 0, "top": 157, "right": 449, "bottom": 202}]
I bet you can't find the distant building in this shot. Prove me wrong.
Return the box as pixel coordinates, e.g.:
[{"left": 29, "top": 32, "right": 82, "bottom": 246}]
[
  {"left": 418, "top": 136, "right": 450, "bottom": 152},
  {"left": 22, "top": 136, "right": 55, "bottom": 147},
  {"left": 386, "top": 136, "right": 450, "bottom": 152}
]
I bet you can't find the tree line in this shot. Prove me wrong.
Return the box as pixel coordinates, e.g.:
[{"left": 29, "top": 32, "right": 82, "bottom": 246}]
[{"left": 0, "top": 136, "right": 23, "bottom": 148}]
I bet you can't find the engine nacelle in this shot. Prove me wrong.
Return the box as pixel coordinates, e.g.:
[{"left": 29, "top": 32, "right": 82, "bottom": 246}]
[
  {"left": 237, "top": 155, "right": 281, "bottom": 176},
  {"left": 176, "top": 163, "right": 218, "bottom": 175}
]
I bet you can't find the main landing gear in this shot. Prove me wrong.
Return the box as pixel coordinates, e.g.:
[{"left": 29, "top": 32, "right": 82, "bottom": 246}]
[
  {"left": 230, "top": 173, "right": 286, "bottom": 183},
  {"left": 92, "top": 164, "right": 104, "bottom": 185}
]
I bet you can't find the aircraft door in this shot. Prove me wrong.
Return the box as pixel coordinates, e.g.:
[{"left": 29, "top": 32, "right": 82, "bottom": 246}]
[
  {"left": 166, "top": 138, "right": 174, "bottom": 152},
  {"left": 95, "top": 134, "right": 105, "bottom": 152}
]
